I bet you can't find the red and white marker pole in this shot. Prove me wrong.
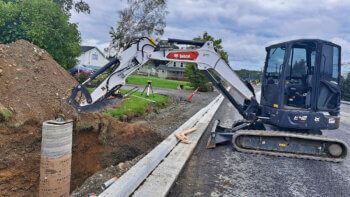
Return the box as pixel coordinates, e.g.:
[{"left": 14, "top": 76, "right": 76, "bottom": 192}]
[{"left": 187, "top": 87, "right": 200, "bottom": 102}]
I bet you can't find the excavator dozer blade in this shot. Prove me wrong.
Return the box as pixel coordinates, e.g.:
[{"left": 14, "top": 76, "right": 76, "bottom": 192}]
[
  {"left": 232, "top": 130, "right": 348, "bottom": 162},
  {"left": 207, "top": 120, "right": 220, "bottom": 149},
  {"left": 207, "top": 120, "right": 234, "bottom": 149}
]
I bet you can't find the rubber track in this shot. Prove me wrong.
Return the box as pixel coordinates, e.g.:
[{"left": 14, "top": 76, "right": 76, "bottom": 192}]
[{"left": 232, "top": 130, "right": 348, "bottom": 162}]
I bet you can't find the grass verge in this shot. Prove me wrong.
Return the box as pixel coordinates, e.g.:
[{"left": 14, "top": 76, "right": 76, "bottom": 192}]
[
  {"left": 102, "top": 90, "right": 171, "bottom": 120},
  {"left": 126, "top": 75, "right": 193, "bottom": 90}
]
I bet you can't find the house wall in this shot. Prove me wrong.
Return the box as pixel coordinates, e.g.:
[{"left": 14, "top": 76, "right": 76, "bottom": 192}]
[
  {"left": 78, "top": 48, "right": 109, "bottom": 68},
  {"left": 135, "top": 66, "right": 157, "bottom": 76},
  {"left": 167, "top": 61, "right": 185, "bottom": 68},
  {"left": 158, "top": 70, "right": 168, "bottom": 78}
]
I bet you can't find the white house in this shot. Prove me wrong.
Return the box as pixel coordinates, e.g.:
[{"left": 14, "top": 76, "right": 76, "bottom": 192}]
[
  {"left": 157, "top": 61, "right": 186, "bottom": 78},
  {"left": 78, "top": 46, "right": 109, "bottom": 69}
]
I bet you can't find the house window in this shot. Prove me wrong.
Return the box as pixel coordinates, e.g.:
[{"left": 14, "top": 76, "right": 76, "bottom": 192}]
[
  {"left": 173, "top": 62, "right": 176, "bottom": 67},
  {"left": 92, "top": 54, "right": 98, "bottom": 60},
  {"left": 180, "top": 63, "right": 183, "bottom": 67}
]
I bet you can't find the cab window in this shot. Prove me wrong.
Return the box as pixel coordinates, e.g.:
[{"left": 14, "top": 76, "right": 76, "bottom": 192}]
[
  {"left": 332, "top": 47, "right": 340, "bottom": 82},
  {"left": 320, "top": 45, "right": 340, "bottom": 83},
  {"left": 266, "top": 47, "right": 285, "bottom": 78},
  {"left": 287, "top": 48, "right": 307, "bottom": 79}
]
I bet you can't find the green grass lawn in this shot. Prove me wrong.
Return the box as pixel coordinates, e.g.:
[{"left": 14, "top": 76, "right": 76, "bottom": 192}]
[
  {"left": 126, "top": 75, "right": 193, "bottom": 90},
  {"left": 102, "top": 89, "right": 171, "bottom": 120}
]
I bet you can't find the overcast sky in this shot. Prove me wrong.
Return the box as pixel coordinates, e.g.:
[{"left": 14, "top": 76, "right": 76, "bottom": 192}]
[{"left": 70, "top": 0, "right": 350, "bottom": 71}]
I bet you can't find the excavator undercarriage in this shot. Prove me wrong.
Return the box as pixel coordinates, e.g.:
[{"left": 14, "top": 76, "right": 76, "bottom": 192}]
[{"left": 207, "top": 120, "right": 347, "bottom": 162}]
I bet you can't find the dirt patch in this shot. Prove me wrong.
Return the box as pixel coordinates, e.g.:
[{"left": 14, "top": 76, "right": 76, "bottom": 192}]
[
  {"left": 0, "top": 120, "right": 41, "bottom": 196},
  {"left": 71, "top": 154, "right": 146, "bottom": 196},
  {"left": 0, "top": 41, "right": 164, "bottom": 196},
  {"left": 71, "top": 113, "right": 164, "bottom": 191}
]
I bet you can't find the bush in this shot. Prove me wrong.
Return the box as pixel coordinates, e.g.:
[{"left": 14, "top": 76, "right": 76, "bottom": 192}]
[
  {"left": 74, "top": 73, "right": 89, "bottom": 84},
  {"left": 341, "top": 74, "right": 350, "bottom": 101}
]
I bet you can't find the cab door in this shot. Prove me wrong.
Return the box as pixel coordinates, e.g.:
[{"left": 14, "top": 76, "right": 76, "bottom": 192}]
[
  {"left": 316, "top": 44, "right": 341, "bottom": 114},
  {"left": 261, "top": 46, "right": 286, "bottom": 108}
]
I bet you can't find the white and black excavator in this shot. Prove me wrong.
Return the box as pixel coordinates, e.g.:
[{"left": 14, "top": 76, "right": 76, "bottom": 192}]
[{"left": 67, "top": 37, "right": 348, "bottom": 162}]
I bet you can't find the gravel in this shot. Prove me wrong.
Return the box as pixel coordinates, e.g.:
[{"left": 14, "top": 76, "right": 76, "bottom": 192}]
[{"left": 169, "top": 99, "right": 350, "bottom": 197}]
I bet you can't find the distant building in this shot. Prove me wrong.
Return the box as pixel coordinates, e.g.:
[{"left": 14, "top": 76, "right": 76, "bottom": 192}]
[
  {"left": 77, "top": 46, "right": 109, "bottom": 69},
  {"left": 134, "top": 64, "right": 157, "bottom": 76},
  {"left": 157, "top": 61, "right": 186, "bottom": 78}
]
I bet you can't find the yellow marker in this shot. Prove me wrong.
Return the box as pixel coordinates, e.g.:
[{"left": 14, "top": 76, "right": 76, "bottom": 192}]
[
  {"left": 279, "top": 143, "right": 287, "bottom": 147},
  {"left": 286, "top": 81, "right": 289, "bottom": 84},
  {"left": 273, "top": 104, "right": 279, "bottom": 108},
  {"left": 149, "top": 37, "right": 156, "bottom": 46}
]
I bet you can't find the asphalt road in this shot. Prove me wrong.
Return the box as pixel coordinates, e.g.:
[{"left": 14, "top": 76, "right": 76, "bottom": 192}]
[{"left": 168, "top": 99, "right": 350, "bottom": 197}]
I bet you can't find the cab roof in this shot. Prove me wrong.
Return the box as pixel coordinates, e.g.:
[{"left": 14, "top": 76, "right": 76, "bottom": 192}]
[{"left": 266, "top": 39, "right": 340, "bottom": 50}]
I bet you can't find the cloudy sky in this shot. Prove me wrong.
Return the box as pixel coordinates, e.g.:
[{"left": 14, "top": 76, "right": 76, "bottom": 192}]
[{"left": 70, "top": 0, "right": 350, "bottom": 71}]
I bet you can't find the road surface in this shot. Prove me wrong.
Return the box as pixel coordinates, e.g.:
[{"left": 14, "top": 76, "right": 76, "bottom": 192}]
[{"left": 168, "top": 99, "right": 350, "bottom": 197}]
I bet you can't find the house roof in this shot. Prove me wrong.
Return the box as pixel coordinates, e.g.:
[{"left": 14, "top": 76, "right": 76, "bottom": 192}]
[
  {"left": 81, "top": 46, "right": 95, "bottom": 53},
  {"left": 81, "top": 45, "right": 108, "bottom": 59}
]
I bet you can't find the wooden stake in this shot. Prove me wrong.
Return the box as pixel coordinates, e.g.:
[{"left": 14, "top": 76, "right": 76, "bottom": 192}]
[{"left": 174, "top": 127, "right": 197, "bottom": 144}]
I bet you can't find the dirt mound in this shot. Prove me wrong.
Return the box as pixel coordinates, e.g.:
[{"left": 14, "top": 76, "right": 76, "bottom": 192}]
[{"left": 0, "top": 40, "right": 77, "bottom": 124}]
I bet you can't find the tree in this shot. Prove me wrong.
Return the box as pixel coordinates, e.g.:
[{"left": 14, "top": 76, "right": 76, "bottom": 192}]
[
  {"left": 185, "top": 32, "right": 229, "bottom": 92},
  {"left": 1, "top": 0, "right": 90, "bottom": 15},
  {"left": 194, "top": 32, "right": 229, "bottom": 64},
  {"left": 108, "top": 0, "right": 167, "bottom": 55},
  {"left": 0, "top": 0, "right": 82, "bottom": 69},
  {"left": 341, "top": 74, "right": 350, "bottom": 101},
  {"left": 185, "top": 63, "right": 213, "bottom": 92},
  {"left": 51, "top": 0, "right": 90, "bottom": 15},
  {"left": 235, "top": 69, "right": 262, "bottom": 82}
]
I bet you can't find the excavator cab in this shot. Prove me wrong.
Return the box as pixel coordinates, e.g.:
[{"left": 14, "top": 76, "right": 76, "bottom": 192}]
[
  {"left": 208, "top": 39, "right": 347, "bottom": 162},
  {"left": 260, "top": 39, "right": 341, "bottom": 130}
]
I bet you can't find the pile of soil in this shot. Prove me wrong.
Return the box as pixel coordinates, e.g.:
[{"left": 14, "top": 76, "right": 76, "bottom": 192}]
[
  {"left": 0, "top": 39, "right": 78, "bottom": 124},
  {"left": 0, "top": 40, "right": 164, "bottom": 196}
]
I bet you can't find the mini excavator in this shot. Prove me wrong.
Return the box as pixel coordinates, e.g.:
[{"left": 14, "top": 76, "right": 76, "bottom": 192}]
[{"left": 67, "top": 37, "right": 348, "bottom": 162}]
